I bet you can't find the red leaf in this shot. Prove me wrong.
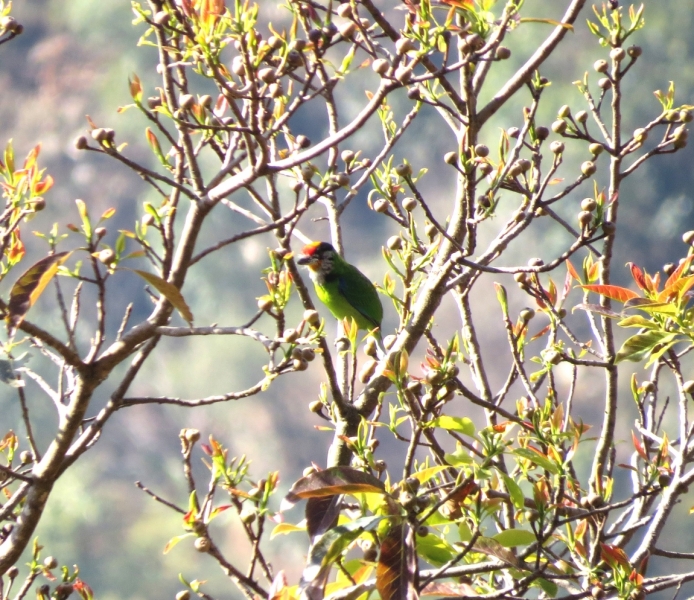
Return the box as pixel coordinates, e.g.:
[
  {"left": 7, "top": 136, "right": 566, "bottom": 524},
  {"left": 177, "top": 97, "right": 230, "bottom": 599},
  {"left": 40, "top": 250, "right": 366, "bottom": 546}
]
[
  {"left": 627, "top": 263, "right": 647, "bottom": 291},
  {"left": 600, "top": 543, "right": 631, "bottom": 569},
  {"left": 377, "top": 523, "right": 418, "bottom": 600},
  {"left": 631, "top": 431, "right": 648, "bottom": 462},
  {"left": 580, "top": 284, "right": 639, "bottom": 303}
]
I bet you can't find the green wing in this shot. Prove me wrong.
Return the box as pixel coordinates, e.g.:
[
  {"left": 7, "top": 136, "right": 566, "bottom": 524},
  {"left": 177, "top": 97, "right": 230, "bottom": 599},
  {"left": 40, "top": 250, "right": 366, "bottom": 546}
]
[{"left": 336, "top": 264, "right": 383, "bottom": 329}]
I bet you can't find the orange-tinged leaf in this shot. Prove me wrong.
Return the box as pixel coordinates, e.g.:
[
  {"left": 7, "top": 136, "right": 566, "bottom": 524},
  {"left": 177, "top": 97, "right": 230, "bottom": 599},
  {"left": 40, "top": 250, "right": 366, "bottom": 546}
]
[
  {"left": 644, "top": 271, "right": 660, "bottom": 294},
  {"left": 580, "top": 284, "right": 639, "bottom": 303},
  {"left": 7, "top": 251, "right": 72, "bottom": 335},
  {"left": 33, "top": 175, "right": 54, "bottom": 195},
  {"left": 8, "top": 230, "right": 25, "bottom": 264},
  {"left": 600, "top": 543, "right": 631, "bottom": 569},
  {"left": 659, "top": 275, "right": 694, "bottom": 302},
  {"left": 566, "top": 259, "right": 581, "bottom": 283},
  {"left": 132, "top": 269, "right": 194, "bottom": 324},
  {"left": 129, "top": 74, "right": 143, "bottom": 102},
  {"left": 664, "top": 256, "right": 694, "bottom": 289},
  {"left": 101, "top": 207, "right": 116, "bottom": 220},
  {"left": 282, "top": 467, "right": 385, "bottom": 510}
]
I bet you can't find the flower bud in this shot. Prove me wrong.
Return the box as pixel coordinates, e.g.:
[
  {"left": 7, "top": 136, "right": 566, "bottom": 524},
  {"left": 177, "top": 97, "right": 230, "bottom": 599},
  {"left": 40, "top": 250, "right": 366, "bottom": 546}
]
[
  {"left": 395, "top": 163, "right": 412, "bottom": 177},
  {"left": 495, "top": 46, "right": 511, "bottom": 60},
  {"left": 395, "top": 37, "right": 415, "bottom": 55},
  {"left": 372, "top": 198, "right": 388, "bottom": 213},
  {"left": 581, "top": 198, "right": 597, "bottom": 212},
  {"left": 387, "top": 236, "right": 403, "bottom": 250},
  {"left": 372, "top": 58, "right": 389, "bottom": 75},
  {"left": 580, "top": 161, "right": 596, "bottom": 176},
  {"left": 97, "top": 249, "right": 115, "bottom": 264},
  {"left": 359, "top": 359, "right": 377, "bottom": 383},
  {"left": 550, "top": 141, "right": 564, "bottom": 154},
  {"left": 194, "top": 537, "right": 211, "bottom": 553},
  {"left": 75, "top": 135, "right": 88, "bottom": 150},
  {"left": 179, "top": 94, "right": 195, "bottom": 111},
  {"left": 398, "top": 197, "right": 414, "bottom": 214},
  {"left": 578, "top": 211, "right": 593, "bottom": 227},
  {"left": 594, "top": 59, "right": 608, "bottom": 73},
  {"left": 551, "top": 119, "right": 567, "bottom": 134},
  {"left": 610, "top": 47, "right": 625, "bottom": 62},
  {"left": 474, "top": 144, "right": 489, "bottom": 157},
  {"left": 337, "top": 3, "right": 353, "bottom": 18}
]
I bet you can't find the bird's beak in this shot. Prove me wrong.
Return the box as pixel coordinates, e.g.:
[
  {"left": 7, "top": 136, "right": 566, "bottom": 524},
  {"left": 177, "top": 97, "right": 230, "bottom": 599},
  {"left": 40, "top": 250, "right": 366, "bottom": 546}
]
[{"left": 297, "top": 255, "right": 311, "bottom": 266}]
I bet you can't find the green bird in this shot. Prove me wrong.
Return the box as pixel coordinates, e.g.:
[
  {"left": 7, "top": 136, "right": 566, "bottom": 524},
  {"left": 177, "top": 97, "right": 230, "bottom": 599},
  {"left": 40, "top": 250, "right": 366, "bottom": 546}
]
[{"left": 297, "top": 241, "right": 383, "bottom": 334}]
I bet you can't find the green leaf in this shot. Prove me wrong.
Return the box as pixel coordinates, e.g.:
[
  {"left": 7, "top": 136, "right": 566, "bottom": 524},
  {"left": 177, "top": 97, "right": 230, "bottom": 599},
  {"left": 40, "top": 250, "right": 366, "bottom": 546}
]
[
  {"left": 495, "top": 283, "right": 508, "bottom": 314},
  {"left": 75, "top": 199, "right": 92, "bottom": 238},
  {"left": 415, "top": 533, "right": 455, "bottom": 566},
  {"left": 615, "top": 331, "right": 677, "bottom": 364},
  {"left": 163, "top": 533, "right": 193, "bottom": 554},
  {"left": 512, "top": 447, "right": 559, "bottom": 475},
  {"left": 617, "top": 315, "right": 655, "bottom": 328},
  {"left": 500, "top": 474, "right": 525, "bottom": 510},
  {"left": 535, "top": 578, "right": 558, "bottom": 597},
  {"left": 426, "top": 416, "right": 475, "bottom": 437},
  {"left": 131, "top": 269, "right": 194, "bottom": 325},
  {"left": 444, "top": 443, "right": 473, "bottom": 466},
  {"left": 492, "top": 528, "right": 536, "bottom": 548}
]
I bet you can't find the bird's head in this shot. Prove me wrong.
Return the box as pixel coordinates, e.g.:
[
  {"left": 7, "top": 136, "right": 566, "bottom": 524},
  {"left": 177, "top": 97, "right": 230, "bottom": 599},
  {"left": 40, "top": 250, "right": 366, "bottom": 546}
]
[{"left": 297, "top": 241, "right": 336, "bottom": 274}]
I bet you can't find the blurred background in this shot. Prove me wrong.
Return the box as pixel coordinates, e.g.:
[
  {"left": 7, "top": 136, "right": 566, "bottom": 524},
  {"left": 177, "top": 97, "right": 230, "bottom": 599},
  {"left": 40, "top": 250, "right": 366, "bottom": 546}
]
[{"left": 2, "top": 1, "right": 694, "bottom": 598}]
